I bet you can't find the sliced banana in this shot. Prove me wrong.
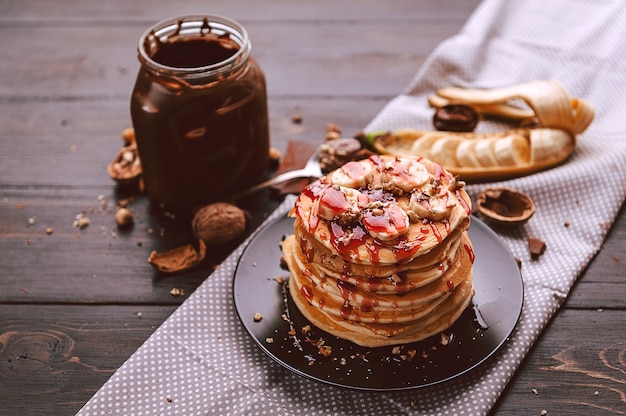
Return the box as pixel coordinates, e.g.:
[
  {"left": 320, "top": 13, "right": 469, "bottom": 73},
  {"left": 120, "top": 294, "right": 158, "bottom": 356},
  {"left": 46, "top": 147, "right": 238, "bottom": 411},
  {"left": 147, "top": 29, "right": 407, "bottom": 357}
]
[
  {"left": 474, "top": 137, "right": 499, "bottom": 167},
  {"left": 429, "top": 135, "right": 463, "bottom": 167},
  {"left": 530, "top": 128, "right": 572, "bottom": 163},
  {"left": 455, "top": 139, "right": 481, "bottom": 167},
  {"left": 329, "top": 160, "right": 373, "bottom": 188},
  {"left": 409, "top": 131, "right": 446, "bottom": 159},
  {"left": 493, "top": 133, "right": 530, "bottom": 166},
  {"left": 370, "top": 80, "right": 594, "bottom": 181}
]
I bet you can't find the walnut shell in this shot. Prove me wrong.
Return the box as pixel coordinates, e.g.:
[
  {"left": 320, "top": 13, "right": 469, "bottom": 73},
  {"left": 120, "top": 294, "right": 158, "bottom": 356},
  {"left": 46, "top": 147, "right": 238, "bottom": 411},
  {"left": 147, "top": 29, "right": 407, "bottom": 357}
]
[
  {"left": 148, "top": 240, "right": 206, "bottom": 274},
  {"left": 192, "top": 202, "right": 247, "bottom": 245},
  {"left": 108, "top": 143, "right": 142, "bottom": 186},
  {"left": 476, "top": 187, "right": 535, "bottom": 227}
]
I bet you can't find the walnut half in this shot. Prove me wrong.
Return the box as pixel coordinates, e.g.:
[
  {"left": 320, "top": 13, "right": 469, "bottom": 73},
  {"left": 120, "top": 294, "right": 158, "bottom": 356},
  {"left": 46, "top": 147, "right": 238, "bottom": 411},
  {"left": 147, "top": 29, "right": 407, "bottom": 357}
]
[{"left": 192, "top": 202, "right": 247, "bottom": 245}]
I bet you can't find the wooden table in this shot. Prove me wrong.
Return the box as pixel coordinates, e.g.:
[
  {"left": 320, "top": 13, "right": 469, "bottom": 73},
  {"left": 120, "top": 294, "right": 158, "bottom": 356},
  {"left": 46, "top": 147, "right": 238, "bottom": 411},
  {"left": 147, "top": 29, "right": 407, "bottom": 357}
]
[{"left": 1, "top": 1, "right": 624, "bottom": 414}]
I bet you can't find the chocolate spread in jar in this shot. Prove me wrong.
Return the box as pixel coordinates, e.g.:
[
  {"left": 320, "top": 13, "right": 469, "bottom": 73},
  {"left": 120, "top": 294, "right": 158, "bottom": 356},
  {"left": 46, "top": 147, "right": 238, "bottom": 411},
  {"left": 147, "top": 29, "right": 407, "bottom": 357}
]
[{"left": 130, "top": 16, "right": 270, "bottom": 208}]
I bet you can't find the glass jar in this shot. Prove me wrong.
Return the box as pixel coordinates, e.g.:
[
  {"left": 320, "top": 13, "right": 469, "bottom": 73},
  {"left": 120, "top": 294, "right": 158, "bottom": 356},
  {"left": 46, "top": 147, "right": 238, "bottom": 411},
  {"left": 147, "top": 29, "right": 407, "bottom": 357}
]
[{"left": 130, "top": 15, "right": 270, "bottom": 208}]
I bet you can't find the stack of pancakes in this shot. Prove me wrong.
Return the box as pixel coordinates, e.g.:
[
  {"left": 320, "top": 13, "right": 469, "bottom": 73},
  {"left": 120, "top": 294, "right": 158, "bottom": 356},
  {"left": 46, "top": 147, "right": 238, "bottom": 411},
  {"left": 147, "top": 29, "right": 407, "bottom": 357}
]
[{"left": 282, "top": 154, "right": 475, "bottom": 347}]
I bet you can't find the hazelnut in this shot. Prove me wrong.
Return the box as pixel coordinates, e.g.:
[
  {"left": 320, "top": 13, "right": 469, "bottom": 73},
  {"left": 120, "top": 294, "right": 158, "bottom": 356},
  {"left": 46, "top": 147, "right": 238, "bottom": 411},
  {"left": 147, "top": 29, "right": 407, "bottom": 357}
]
[
  {"left": 121, "top": 127, "right": 136, "bottom": 146},
  {"left": 114, "top": 207, "right": 134, "bottom": 227},
  {"left": 192, "top": 202, "right": 247, "bottom": 245}
]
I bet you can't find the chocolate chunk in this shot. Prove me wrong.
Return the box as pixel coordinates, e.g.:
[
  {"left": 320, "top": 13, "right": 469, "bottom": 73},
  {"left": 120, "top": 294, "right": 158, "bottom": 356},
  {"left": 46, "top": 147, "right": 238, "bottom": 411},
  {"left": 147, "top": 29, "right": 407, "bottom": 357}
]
[
  {"left": 528, "top": 237, "right": 546, "bottom": 260},
  {"left": 433, "top": 104, "right": 479, "bottom": 132}
]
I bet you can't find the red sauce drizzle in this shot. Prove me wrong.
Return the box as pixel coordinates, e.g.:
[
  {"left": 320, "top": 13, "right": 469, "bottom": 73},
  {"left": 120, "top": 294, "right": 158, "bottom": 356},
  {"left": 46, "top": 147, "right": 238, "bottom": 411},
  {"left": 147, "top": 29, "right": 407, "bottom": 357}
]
[
  {"left": 368, "top": 154, "right": 384, "bottom": 168},
  {"left": 320, "top": 186, "right": 349, "bottom": 216},
  {"left": 429, "top": 222, "right": 443, "bottom": 243},
  {"left": 364, "top": 240, "right": 380, "bottom": 263},
  {"left": 300, "top": 181, "right": 328, "bottom": 232},
  {"left": 318, "top": 297, "right": 325, "bottom": 309},
  {"left": 299, "top": 235, "right": 314, "bottom": 262},
  {"left": 456, "top": 189, "right": 471, "bottom": 215},
  {"left": 340, "top": 302, "right": 361, "bottom": 322},
  {"left": 329, "top": 222, "right": 368, "bottom": 261},
  {"left": 360, "top": 294, "right": 377, "bottom": 312},
  {"left": 301, "top": 285, "right": 314, "bottom": 304},
  {"left": 391, "top": 236, "right": 421, "bottom": 264},
  {"left": 339, "top": 161, "right": 371, "bottom": 182},
  {"left": 433, "top": 162, "right": 446, "bottom": 180},
  {"left": 447, "top": 280, "right": 455, "bottom": 292},
  {"left": 337, "top": 280, "right": 356, "bottom": 301},
  {"left": 464, "top": 243, "right": 476, "bottom": 264}
]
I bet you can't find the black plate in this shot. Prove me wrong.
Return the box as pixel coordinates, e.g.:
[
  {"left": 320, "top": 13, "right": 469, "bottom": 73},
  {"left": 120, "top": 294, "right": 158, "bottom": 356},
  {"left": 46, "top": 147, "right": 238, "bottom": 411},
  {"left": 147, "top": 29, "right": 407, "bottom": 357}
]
[{"left": 233, "top": 215, "right": 523, "bottom": 391}]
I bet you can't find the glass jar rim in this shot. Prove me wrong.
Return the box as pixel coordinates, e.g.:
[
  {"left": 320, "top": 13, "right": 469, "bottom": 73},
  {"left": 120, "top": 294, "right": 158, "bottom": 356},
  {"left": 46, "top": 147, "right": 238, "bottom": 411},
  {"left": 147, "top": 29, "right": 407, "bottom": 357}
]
[{"left": 137, "top": 14, "right": 251, "bottom": 80}]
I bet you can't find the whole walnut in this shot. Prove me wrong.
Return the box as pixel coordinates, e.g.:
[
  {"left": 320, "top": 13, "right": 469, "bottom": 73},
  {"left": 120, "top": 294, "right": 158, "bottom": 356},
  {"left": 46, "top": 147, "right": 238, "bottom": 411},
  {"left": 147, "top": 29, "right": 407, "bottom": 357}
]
[{"left": 192, "top": 202, "right": 247, "bottom": 245}]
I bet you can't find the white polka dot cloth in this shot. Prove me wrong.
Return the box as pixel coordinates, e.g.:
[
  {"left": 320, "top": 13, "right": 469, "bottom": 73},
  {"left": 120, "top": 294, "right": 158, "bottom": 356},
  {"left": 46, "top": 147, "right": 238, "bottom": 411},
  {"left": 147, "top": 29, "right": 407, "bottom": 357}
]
[{"left": 77, "top": 0, "right": 626, "bottom": 414}]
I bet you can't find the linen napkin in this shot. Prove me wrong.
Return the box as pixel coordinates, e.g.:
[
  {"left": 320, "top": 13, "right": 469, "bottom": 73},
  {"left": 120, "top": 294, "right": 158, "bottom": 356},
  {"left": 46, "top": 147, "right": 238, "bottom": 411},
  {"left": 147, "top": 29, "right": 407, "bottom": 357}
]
[{"left": 77, "top": 0, "right": 626, "bottom": 414}]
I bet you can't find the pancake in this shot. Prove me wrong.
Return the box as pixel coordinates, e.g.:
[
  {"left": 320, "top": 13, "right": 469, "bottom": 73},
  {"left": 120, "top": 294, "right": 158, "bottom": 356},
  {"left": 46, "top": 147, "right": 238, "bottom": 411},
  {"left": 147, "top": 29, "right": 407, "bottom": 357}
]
[{"left": 281, "top": 154, "right": 475, "bottom": 347}]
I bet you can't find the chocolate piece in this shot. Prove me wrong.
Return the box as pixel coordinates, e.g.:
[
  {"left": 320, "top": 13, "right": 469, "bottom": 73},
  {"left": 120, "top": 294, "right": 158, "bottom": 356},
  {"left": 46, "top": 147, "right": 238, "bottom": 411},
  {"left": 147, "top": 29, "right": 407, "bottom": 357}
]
[
  {"left": 433, "top": 104, "right": 479, "bottom": 132},
  {"left": 528, "top": 237, "right": 546, "bottom": 260}
]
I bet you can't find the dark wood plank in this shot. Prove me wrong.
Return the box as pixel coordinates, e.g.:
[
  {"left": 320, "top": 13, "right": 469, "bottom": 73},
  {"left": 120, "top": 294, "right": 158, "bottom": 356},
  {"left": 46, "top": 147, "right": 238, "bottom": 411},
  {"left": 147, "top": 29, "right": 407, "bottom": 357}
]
[
  {"left": 564, "top": 201, "right": 626, "bottom": 309},
  {"left": 0, "top": 0, "right": 482, "bottom": 22},
  {"left": 0, "top": 22, "right": 465, "bottom": 99},
  {"left": 0, "top": 97, "right": 386, "bottom": 186},
  {"left": 492, "top": 309, "right": 626, "bottom": 416},
  {"left": 0, "top": 305, "right": 177, "bottom": 416}
]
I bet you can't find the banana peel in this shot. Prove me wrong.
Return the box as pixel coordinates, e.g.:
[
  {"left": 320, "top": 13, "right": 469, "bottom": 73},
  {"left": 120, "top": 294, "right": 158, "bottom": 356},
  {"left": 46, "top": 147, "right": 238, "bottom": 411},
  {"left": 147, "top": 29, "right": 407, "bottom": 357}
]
[{"left": 367, "top": 79, "right": 594, "bottom": 182}]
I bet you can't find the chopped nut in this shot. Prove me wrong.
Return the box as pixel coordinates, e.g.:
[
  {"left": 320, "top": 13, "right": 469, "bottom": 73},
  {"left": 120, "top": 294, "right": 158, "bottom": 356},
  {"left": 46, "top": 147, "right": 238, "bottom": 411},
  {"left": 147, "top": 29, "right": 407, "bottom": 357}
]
[
  {"left": 391, "top": 346, "right": 401, "bottom": 355},
  {"left": 114, "top": 207, "right": 134, "bottom": 227},
  {"left": 265, "top": 337, "right": 274, "bottom": 344},
  {"left": 540, "top": 410, "right": 548, "bottom": 416},
  {"left": 253, "top": 312, "right": 263, "bottom": 322},
  {"left": 149, "top": 240, "right": 207, "bottom": 274},
  {"left": 45, "top": 227, "right": 53, "bottom": 235},
  {"left": 73, "top": 213, "right": 90, "bottom": 229},
  {"left": 326, "top": 123, "right": 341, "bottom": 134},
  {"left": 169, "top": 287, "right": 185, "bottom": 297},
  {"left": 192, "top": 202, "right": 247, "bottom": 245},
  {"left": 531, "top": 388, "right": 538, "bottom": 395},
  {"left": 268, "top": 147, "right": 282, "bottom": 168},
  {"left": 324, "top": 130, "right": 341, "bottom": 141},
  {"left": 301, "top": 325, "right": 311, "bottom": 334},
  {"left": 121, "top": 127, "right": 136, "bottom": 145},
  {"left": 318, "top": 345, "right": 332, "bottom": 357},
  {"left": 291, "top": 113, "right": 303, "bottom": 124}
]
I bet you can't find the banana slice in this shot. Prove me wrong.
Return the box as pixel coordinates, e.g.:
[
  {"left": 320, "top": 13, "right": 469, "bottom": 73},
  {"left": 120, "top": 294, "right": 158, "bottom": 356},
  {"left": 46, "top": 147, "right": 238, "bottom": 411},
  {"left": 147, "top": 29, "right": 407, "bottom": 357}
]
[
  {"left": 456, "top": 139, "right": 481, "bottom": 167},
  {"left": 430, "top": 135, "right": 464, "bottom": 167},
  {"left": 474, "top": 137, "right": 499, "bottom": 167},
  {"left": 409, "top": 131, "right": 445, "bottom": 159},
  {"left": 493, "top": 133, "right": 531, "bottom": 166},
  {"left": 369, "top": 80, "right": 593, "bottom": 181},
  {"left": 530, "top": 128, "right": 572, "bottom": 163}
]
